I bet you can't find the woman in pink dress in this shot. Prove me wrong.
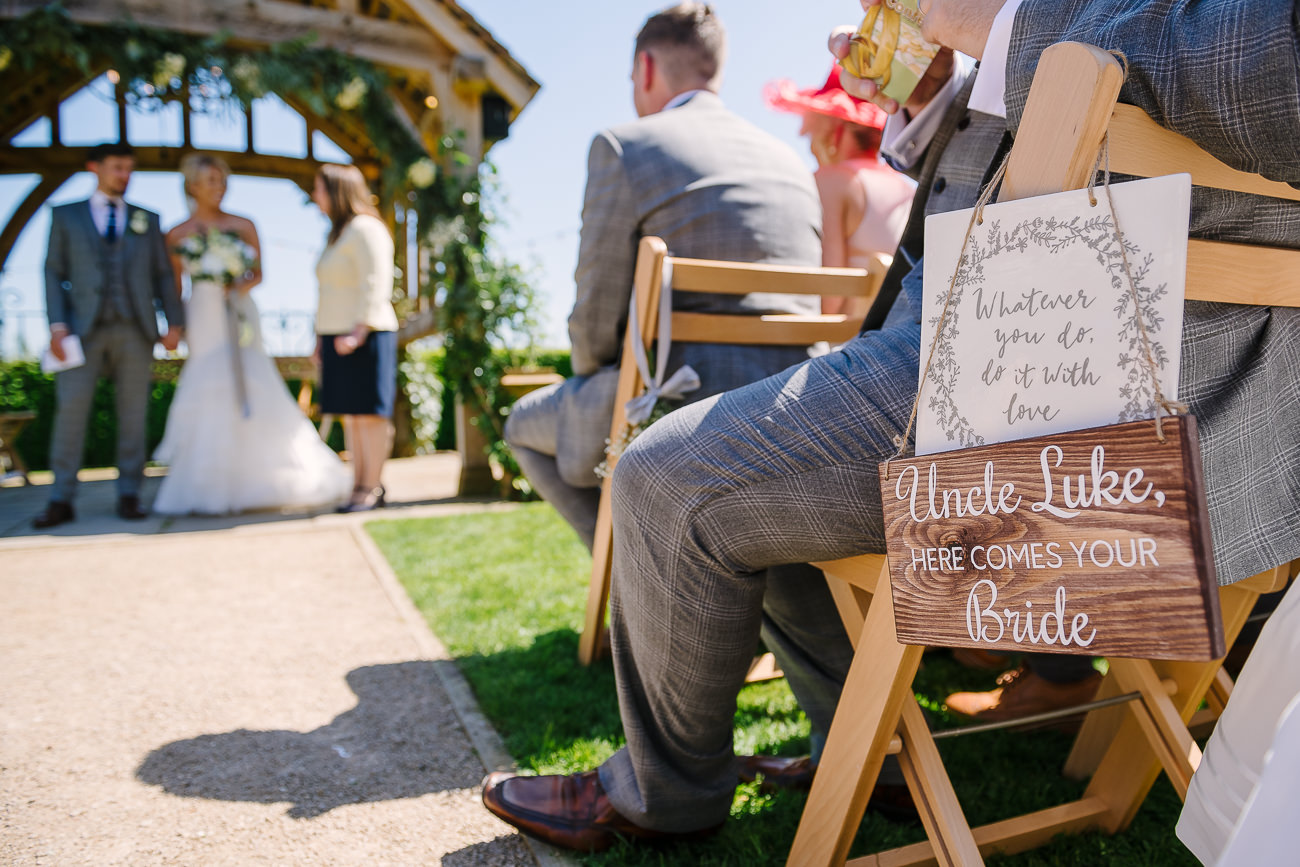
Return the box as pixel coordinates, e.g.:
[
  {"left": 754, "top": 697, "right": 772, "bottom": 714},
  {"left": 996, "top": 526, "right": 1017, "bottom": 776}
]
[{"left": 766, "top": 68, "right": 916, "bottom": 322}]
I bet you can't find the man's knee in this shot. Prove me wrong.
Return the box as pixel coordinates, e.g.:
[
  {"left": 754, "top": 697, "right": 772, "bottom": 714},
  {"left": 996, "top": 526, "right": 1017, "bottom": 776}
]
[
  {"left": 609, "top": 419, "right": 684, "bottom": 518},
  {"left": 503, "top": 383, "right": 560, "bottom": 454},
  {"left": 502, "top": 402, "right": 525, "bottom": 447}
]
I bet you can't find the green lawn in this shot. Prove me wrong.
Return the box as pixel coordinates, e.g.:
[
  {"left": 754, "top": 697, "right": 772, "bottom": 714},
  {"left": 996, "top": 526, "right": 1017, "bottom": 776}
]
[{"left": 368, "top": 504, "right": 1196, "bottom": 866}]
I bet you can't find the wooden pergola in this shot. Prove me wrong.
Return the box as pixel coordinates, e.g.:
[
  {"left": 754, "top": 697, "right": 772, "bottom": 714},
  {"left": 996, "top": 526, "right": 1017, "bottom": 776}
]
[{"left": 0, "top": 0, "right": 540, "bottom": 341}]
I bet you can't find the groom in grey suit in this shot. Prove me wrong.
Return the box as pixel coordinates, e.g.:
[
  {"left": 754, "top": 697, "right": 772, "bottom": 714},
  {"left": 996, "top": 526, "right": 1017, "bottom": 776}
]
[
  {"left": 34, "top": 142, "right": 184, "bottom": 528},
  {"left": 483, "top": 0, "right": 1300, "bottom": 852},
  {"left": 504, "top": 2, "right": 822, "bottom": 550}
]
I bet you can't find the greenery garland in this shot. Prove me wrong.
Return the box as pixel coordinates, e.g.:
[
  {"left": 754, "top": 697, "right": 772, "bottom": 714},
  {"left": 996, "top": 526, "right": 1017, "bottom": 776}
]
[{"left": 0, "top": 5, "right": 538, "bottom": 485}]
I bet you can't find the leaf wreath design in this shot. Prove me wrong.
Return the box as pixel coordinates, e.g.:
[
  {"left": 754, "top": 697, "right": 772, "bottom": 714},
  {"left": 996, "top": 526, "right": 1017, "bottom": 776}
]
[{"left": 924, "top": 205, "right": 1168, "bottom": 447}]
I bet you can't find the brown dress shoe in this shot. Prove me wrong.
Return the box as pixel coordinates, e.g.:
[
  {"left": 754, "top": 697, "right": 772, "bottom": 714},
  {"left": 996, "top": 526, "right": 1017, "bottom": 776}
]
[
  {"left": 945, "top": 667, "right": 1104, "bottom": 725},
  {"left": 117, "top": 494, "right": 148, "bottom": 520},
  {"left": 950, "top": 647, "right": 1013, "bottom": 671},
  {"left": 737, "top": 754, "right": 816, "bottom": 792},
  {"left": 736, "top": 755, "right": 918, "bottom": 822},
  {"left": 33, "top": 501, "right": 75, "bottom": 529},
  {"left": 481, "top": 770, "right": 721, "bottom": 852}
]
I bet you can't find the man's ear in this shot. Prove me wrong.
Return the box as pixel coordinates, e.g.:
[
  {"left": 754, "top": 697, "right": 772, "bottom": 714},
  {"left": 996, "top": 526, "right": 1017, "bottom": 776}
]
[{"left": 639, "top": 50, "right": 656, "bottom": 92}]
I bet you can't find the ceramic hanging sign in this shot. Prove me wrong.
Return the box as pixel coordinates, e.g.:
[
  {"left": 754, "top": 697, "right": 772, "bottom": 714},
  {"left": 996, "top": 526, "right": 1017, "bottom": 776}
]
[{"left": 916, "top": 175, "right": 1192, "bottom": 456}]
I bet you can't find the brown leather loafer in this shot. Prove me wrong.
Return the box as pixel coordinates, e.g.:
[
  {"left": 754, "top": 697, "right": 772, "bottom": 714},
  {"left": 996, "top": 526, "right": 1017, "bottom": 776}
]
[
  {"left": 736, "top": 754, "right": 817, "bottom": 792},
  {"left": 117, "top": 494, "right": 148, "bottom": 520},
  {"left": 945, "top": 667, "right": 1104, "bottom": 726},
  {"left": 736, "top": 755, "right": 918, "bottom": 822},
  {"left": 950, "top": 647, "right": 1013, "bottom": 671},
  {"left": 33, "top": 501, "right": 75, "bottom": 529},
  {"left": 481, "top": 770, "right": 721, "bottom": 852}
]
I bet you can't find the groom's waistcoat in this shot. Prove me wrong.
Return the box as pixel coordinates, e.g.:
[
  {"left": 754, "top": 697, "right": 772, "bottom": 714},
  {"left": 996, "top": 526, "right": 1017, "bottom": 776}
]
[{"left": 94, "top": 228, "right": 139, "bottom": 328}]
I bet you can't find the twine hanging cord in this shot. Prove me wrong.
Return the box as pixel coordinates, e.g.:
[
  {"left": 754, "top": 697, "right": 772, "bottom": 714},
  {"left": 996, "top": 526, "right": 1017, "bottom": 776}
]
[{"left": 890, "top": 56, "right": 1186, "bottom": 470}]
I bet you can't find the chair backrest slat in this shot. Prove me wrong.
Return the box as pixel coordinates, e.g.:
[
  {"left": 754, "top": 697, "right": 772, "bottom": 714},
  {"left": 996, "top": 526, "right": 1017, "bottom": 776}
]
[
  {"left": 1188, "top": 239, "right": 1300, "bottom": 307},
  {"left": 668, "top": 257, "right": 884, "bottom": 297},
  {"left": 1108, "top": 104, "right": 1300, "bottom": 203},
  {"left": 672, "top": 312, "right": 860, "bottom": 346}
]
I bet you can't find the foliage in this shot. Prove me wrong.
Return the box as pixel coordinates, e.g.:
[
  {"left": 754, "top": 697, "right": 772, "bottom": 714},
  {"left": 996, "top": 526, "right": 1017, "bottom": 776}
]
[
  {"left": 0, "top": 359, "right": 177, "bottom": 471},
  {"left": 371, "top": 505, "right": 1200, "bottom": 867},
  {"left": 403, "top": 340, "right": 572, "bottom": 452},
  {"left": 0, "top": 4, "right": 541, "bottom": 466},
  {"left": 0, "top": 348, "right": 573, "bottom": 472}
]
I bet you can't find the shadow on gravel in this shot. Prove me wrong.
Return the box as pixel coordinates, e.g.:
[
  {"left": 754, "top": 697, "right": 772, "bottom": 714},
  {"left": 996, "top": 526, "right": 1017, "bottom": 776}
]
[
  {"left": 442, "top": 836, "right": 536, "bottom": 866},
  {"left": 136, "top": 661, "right": 482, "bottom": 818}
]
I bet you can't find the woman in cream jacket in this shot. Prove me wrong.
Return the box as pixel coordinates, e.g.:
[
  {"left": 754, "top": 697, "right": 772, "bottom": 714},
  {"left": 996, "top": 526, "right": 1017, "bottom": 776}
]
[{"left": 312, "top": 164, "right": 398, "bottom": 512}]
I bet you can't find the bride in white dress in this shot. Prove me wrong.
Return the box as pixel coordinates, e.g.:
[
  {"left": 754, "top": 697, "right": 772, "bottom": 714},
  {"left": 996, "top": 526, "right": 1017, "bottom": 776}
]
[{"left": 152, "top": 154, "right": 352, "bottom": 515}]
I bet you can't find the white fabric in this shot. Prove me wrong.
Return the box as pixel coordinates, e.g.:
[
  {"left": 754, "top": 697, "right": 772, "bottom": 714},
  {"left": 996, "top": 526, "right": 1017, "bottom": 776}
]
[
  {"left": 153, "top": 273, "right": 351, "bottom": 515},
  {"left": 89, "top": 191, "right": 127, "bottom": 238},
  {"left": 623, "top": 259, "right": 700, "bottom": 425},
  {"left": 1177, "top": 577, "right": 1300, "bottom": 865},
  {"left": 966, "top": 0, "right": 1026, "bottom": 118},
  {"left": 880, "top": 54, "right": 975, "bottom": 170}
]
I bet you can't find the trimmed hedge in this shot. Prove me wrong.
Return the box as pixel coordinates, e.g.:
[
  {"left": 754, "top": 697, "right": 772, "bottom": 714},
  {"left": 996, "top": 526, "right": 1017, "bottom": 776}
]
[{"left": 0, "top": 348, "right": 571, "bottom": 472}]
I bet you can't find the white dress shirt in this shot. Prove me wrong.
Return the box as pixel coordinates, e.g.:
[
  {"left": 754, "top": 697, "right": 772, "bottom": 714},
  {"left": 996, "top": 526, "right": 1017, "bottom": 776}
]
[
  {"left": 880, "top": 0, "right": 1025, "bottom": 170},
  {"left": 88, "top": 190, "right": 128, "bottom": 238}
]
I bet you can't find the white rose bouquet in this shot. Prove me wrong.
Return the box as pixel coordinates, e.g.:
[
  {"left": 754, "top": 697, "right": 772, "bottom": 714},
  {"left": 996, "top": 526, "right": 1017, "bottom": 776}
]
[{"left": 175, "top": 227, "right": 258, "bottom": 287}]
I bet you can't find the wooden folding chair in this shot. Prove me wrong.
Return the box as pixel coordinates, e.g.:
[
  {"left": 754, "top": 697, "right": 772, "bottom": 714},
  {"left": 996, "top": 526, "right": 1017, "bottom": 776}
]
[
  {"left": 577, "top": 236, "right": 889, "bottom": 667},
  {"left": 787, "top": 41, "right": 1300, "bottom": 866}
]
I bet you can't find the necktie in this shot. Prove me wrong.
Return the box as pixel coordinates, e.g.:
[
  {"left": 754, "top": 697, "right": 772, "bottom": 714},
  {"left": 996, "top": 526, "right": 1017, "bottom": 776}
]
[{"left": 105, "top": 201, "right": 118, "bottom": 242}]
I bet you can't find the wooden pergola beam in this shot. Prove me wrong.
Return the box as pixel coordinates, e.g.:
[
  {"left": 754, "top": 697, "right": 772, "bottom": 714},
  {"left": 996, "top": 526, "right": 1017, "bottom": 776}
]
[
  {"left": 0, "top": 173, "right": 69, "bottom": 272},
  {"left": 2, "top": 0, "right": 454, "bottom": 74},
  {"left": 0, "top": 145, "right": 378, "bottom": 187},
  {"left": 399, "top": 0, "right": 539, "bottom": 113},
  {"left": 0, "top": 66, "right": 103, "bottom": 143}
]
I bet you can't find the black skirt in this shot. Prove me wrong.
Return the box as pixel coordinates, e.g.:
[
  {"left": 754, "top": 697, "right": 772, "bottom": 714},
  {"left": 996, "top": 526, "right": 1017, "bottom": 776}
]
[{"left": 319, "top": 330, "right": 397, "bottom": 417}]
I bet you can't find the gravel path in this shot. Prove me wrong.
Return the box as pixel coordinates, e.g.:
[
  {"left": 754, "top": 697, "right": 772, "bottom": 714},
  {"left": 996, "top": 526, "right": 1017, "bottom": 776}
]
[{"left": 0, "top": 458, "right": 561, "bottom": 866}]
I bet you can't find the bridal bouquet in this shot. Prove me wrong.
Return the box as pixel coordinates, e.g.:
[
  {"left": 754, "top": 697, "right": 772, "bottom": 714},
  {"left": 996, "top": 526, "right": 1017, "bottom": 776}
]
[{"left": 174, "top": 227, "right": 257, "bottom": 286}]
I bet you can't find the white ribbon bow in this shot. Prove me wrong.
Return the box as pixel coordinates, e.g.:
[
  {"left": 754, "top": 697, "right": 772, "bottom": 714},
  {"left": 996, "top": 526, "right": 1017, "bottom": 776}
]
[{"left": 624, "top": 258, "right": 700, "bottom": 425}]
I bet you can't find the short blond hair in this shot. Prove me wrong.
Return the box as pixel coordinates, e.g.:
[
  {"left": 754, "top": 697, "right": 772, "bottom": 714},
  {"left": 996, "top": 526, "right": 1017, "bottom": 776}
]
[{"left": 179, "top": 152, "right": 231, "bottom": 198}]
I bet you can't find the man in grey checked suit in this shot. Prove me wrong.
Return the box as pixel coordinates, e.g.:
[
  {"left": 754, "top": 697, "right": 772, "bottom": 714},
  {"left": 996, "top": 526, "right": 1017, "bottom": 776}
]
[
  {"left": 483, "top": 0, "right": 1300, "bottom": 852},
  {"left": 34, "top": 143, "right": 184, "bottom": 528},
  {"left": 504, "top": 1, "right": 821, "bottom": 551}
]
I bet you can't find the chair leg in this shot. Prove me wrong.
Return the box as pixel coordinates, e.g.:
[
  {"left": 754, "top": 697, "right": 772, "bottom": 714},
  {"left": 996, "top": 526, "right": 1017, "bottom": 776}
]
[
  {"left": 788, "top": 565, "right": 923, "bottom": 866},
  {"left": 1107, "top": 658, "right": 1202, "bottom": 799},
  {"left": 578, "top": 475, "right": 617, "bottom": 665},
  {"left": 1080, "top": 578, "right": 1266, "bottom": 832},
  {"left": 1063, "top": 672, "right": 1127, "bottom": 780},
  {"left": 897, "top": 700, "right": 984, "bottom": 866}
]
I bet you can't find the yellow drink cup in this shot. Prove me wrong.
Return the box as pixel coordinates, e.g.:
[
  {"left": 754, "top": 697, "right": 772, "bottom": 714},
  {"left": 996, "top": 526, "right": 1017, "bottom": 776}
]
[{"left": 839, "top": 0, "right": 940, "bottom": 105}]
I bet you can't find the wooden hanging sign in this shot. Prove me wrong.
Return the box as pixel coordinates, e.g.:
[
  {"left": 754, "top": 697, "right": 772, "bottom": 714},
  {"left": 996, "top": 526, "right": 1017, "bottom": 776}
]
[{"left": 878, "top": 416, "right": 1224, "bottom": 660}]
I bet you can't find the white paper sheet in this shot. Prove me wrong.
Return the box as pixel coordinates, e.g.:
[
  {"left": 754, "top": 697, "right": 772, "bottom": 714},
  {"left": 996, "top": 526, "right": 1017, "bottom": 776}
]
[{"left": 40, "top": 334, "right": 85, "bottom": 374}]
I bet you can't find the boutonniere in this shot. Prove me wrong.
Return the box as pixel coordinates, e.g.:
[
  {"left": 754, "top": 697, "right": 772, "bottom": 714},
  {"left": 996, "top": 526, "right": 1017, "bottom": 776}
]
[{"left": 129, "top": 210, "right": 150, "bottom": 235}]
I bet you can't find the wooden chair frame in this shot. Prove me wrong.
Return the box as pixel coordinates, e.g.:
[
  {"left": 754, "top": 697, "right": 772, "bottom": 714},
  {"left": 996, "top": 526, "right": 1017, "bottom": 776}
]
[
  {"left": 787, "top": 42, "right": 1300, "bottom": 866},
  {"left": 577, "top": 238, "right": 889, "bottom": 667}
]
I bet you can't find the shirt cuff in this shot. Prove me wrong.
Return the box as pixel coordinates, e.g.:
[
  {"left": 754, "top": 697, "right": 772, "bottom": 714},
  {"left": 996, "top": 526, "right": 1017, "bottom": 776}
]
[
  {"left": 881, "top": 53, "right": 975, "bottom": 171},
  {"left": 965, "top": 0, "right": 1026, "bottom": 119}
]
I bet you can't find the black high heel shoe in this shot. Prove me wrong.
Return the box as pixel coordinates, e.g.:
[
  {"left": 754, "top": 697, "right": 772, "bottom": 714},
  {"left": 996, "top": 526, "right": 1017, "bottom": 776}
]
[{"left": 338, "top": 485, "right": 386, "bottom": 513}]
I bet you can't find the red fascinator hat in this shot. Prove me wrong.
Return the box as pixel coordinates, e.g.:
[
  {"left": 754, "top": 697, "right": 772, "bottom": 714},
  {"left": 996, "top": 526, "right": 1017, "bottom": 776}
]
[{"left": 764, "top": 66, "right": 887, "bottom": 130}]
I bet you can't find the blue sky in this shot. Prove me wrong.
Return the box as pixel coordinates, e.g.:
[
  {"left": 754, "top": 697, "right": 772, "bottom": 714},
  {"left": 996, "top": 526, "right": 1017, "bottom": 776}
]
[{"left": 0, "top": 0, "right": 856, "bottom": 356}]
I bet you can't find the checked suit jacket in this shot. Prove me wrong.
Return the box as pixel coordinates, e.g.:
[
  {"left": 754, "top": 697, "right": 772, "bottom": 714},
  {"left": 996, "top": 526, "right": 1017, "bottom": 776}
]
[
  {"left": 1001, "top": 0, "right": 1300, "bottom": 585},
  {"left": 555, "top": 90, "right": 823, "bottom": 482},
  {"left": 45, "top": 200, "right": 183, "bottom": 341}
]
